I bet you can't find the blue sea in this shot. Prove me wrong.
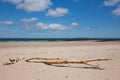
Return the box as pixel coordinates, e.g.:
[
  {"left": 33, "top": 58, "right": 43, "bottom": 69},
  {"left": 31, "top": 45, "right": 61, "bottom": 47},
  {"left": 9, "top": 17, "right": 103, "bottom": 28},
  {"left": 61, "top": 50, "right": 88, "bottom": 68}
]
[{"left": 0, "top": 38, "right": 120, "bottom": 42}]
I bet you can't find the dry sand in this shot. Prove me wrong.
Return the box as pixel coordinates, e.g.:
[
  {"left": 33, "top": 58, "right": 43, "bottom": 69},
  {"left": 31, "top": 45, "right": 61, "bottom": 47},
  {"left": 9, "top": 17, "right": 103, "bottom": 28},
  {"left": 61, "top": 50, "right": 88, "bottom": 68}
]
[{"left": 0, "top": 41, "right": 120, "bottom": 80}]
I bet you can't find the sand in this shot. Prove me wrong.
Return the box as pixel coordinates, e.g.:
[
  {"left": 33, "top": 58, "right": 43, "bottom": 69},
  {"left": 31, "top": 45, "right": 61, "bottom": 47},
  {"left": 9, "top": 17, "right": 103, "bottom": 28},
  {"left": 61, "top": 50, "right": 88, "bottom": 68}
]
[{"left": 0, "top": 41, "right": 120, "bottom": 80}]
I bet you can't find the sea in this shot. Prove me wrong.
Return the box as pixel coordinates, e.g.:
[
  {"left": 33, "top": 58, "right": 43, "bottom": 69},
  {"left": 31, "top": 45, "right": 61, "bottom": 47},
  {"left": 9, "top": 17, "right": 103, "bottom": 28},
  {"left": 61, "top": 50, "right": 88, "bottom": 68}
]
[{"left": 0, "top": 38, "right": 120, "bottom": 42}]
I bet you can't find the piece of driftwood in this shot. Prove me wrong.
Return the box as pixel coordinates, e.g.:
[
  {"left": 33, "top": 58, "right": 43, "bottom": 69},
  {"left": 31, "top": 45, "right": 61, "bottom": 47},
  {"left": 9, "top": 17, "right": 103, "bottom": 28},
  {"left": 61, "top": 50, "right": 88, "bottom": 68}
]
[
  {"left": 26, "top": 58, "right": 111, "bottom": 65},
  {"left": 3, "top": 57, "right": 112, "bottom": 70}
]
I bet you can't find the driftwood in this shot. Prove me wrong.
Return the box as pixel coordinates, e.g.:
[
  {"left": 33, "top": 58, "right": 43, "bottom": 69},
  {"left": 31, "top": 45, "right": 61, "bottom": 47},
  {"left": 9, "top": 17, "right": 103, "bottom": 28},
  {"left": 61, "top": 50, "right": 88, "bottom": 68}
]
[
  {"left": 3, "top": 57, "right": 112, "bottom": 70},
  {"left": 26, "top": 58, "right": 111, "bottom": 64}
]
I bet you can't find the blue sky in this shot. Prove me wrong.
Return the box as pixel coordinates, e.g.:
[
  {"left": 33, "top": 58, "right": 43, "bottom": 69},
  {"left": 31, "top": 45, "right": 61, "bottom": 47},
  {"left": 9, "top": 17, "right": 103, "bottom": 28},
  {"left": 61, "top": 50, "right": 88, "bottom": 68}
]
[{"left": 0, "top": 0, "right": 120, "bottom": 38}]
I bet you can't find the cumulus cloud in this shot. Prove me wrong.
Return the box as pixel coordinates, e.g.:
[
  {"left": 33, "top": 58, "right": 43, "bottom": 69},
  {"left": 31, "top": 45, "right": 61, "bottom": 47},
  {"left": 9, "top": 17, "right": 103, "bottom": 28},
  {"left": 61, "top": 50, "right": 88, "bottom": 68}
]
[
  {"left": 0, "top": 21, "right": 13, "bottom": 25},
  {"left": 20, "top": 17, "right": 38, "bottom": 22},
  {"left": 2, "top": 0, "right": 52, "bottom": 12},
  {"left": 46, "top": 8, "right": 69, "bottom": 17},
  {"left": 36, "top": 22, "right": 78, "bottom": 30},
  {"left": 103, "top": 0, "right": 120, "bottom": 16},
  {"left": 2, "top": 0, "right": 69, "bottom": 17},
  {"left": 0, "top": 18, "right": 78, "bottom": 31},
  {"left": 103, "top": 0, "right": 120, "bottom": 6},
  {"left": 112, "top": 7, "right": 120, "bottom": 15},
  {"left": 2, "top": 0, "right": 22, "bottom": 4},
  {"left": 17, "top": 0, "right": 52, "bottom": 12},
  {"left": 36, "top": 23, "right": 68, "bottom": 30},
  {"left": 70, "top": 22, "right": 79, "bottom": 27}
]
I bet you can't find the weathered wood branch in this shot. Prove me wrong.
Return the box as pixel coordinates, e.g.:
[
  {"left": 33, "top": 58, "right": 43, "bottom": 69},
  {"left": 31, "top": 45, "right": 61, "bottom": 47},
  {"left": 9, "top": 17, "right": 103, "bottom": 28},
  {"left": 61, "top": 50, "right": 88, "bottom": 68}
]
[
  {"left": 26, "top": 58, "right": 112, "bottom": 65},
  {"left": 3, "top": 57, "right": 112, "bottom": 70}
]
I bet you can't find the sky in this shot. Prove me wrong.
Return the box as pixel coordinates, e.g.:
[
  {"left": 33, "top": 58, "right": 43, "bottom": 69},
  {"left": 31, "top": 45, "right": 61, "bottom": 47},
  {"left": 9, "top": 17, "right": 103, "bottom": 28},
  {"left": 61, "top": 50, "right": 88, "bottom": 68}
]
[{"left": 0, "top": 0, "right": 120, "bottom": 38}]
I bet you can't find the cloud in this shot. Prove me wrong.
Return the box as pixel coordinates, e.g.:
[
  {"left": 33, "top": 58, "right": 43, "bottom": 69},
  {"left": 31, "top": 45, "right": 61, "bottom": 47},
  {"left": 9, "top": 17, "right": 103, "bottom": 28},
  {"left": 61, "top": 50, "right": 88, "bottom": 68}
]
[
  {"left": 0, "top": 21, "right": 13, "bottom": 25},
  {"left": 2, "top": 0, "right": 22, "bottom": 4},
  {"left": 103, "top": 0, "right": 120, "bottom": 16},
  {"left": 0, "top": 18, "right": 78, "bottom": 31},
  {"left": 2, "top": 0, "right": 52, "bottom": 12},
  {"left": 36, "top": 22, "right": 78, "bottom": 30},
  {"left": 17, "top": 0, "right": 52, "bottom": 12},
  {"left": 2, "top": 0, "right": 69, "bottom": 17},
  {"left": 36, "top": 23, "right": 68, "bottom": 30},
  {"left": 112, "top": 7, "right": 120, "bottom": 15},
  {"left": 70, "top": 22, "right": 79, "bottom": 27},
  {"left": 103, "top": 0, "right": 120, "bottom": 6},
  {"left": 46, "top": 8, "right": 69, "bottom": 17},
  {"left": 20, "top": 17, "right": 38, "bottom": 22}
]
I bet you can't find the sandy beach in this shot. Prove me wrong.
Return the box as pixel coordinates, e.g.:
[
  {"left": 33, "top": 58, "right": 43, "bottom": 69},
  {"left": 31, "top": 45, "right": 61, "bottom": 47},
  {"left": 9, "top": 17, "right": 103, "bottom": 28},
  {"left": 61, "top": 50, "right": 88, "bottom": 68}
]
[{"left": 0, "top": 41, "right": 120, "bottom": 80}]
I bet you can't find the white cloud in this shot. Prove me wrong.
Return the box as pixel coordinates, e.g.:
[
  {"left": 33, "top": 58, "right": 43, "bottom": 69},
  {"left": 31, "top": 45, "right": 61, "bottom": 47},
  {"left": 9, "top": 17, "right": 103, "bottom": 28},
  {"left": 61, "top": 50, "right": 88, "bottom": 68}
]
[
  {"left": 46, "top": 8, "right": 69, "bottom": 17},
  {"left": 2, "top": 0, "right": 52, "bottom": 12},
  {"left": 17, "top": 0, "right": 52, "bottom": 12},
  {"left": 0, "top": 21, "right": 13, "bottom": 25},
  {"left": 36, "top": 22, "right": 68, "bottom": 30},
  {"left": 103, "top": 0, "right": 120, "bottom": 16},
  {"left": 112, "top": 7, "right": 120, "bottom": 15},
  {"left": 2, "top": 0, "right": 23, "bottom": 4},
  {"left": 20, "top": 17, "right": 38, "bottom": 22},
  {"left": 36, "top": 22, "right": 78, "bottom": 30},
  {"left": 103, "top": 0, "right": 120, "bottom": 6},
  {"left": 70, "top": 22, "right": 79, "bottom": 27}
]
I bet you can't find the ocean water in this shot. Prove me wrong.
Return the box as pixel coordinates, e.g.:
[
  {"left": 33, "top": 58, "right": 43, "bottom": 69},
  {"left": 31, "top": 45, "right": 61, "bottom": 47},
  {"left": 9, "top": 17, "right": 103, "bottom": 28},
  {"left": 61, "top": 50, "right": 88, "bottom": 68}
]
[{"left": 0, "top": 38, "right": 120, "bottom": 42}]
